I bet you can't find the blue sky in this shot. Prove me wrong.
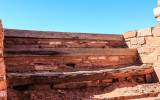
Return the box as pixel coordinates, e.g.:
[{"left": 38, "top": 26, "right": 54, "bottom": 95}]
[{"left": 0, "top": 0, "right": 158, "bottom": 34}]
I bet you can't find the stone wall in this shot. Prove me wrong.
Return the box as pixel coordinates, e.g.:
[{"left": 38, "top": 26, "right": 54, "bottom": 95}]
[
  {"left": 0, "top": 20, "right": 7, "bottom": 100},
  {"left": 123, "top": 26, "right": 160, "bottom": 81}
]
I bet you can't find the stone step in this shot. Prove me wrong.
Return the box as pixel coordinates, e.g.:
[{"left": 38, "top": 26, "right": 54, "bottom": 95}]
[
  {"left": 6, "top": 65, "right": 153, "bottom": 87},
  {"left": 4, "top": 29, "right": 123, "bottom": 41},
  {"left": 4, "top": 48, "right": 137, "bottom": 73},
  {"left": 4, "top": 37, "right": 123, "bottom": 49},
  {"left": 4, "top": 29, "right": 123, "bottom": 49},
  {"left": 4, "top": 48, "right": 137, "bottom": 57},
  {"left": 91, "top": 83, "right": 160, "bottom": 100}
]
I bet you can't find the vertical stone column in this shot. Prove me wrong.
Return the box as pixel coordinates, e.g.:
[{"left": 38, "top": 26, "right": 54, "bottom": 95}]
[{"left": 0, "top": 20, "right": 7, "bottom": 100}]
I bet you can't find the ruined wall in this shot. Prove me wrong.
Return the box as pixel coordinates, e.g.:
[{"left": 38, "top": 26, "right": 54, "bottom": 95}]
[
  {"left": 0, "top": 20, "right": 7, "bottom": 99},
  {"left": 123, "top": 26, "right": 160, "bottom": 81}
]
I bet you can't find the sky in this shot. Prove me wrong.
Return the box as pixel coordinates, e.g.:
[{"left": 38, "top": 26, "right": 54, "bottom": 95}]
[{"left": 0, "top": 0, "right": 158, "bottom": 34}]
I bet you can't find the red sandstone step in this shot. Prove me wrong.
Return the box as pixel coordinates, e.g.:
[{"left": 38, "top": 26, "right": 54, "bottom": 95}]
[
  {"left": 5, "top": 56, "right": 137, "bottom": 73},
  {"left": 4, "top": 29, "right": 123, "bottom": 49},
  {"left": 90, "top": 83, "right": 160, "bottom": 100},
  {"left": 4, "top": 29, "right": 123, "bottom": 41},
  {"left": 4, "top": 48, "right": 137, "bottom": 57},
  {"left": 4, "top": 48, "right": 137, "bottom": 73},
  {"left": 6, "top": 65, "right": 153, "bottom": 87},
  {"left": 4, "top": 37, "right": 123, "bottom": 48}
]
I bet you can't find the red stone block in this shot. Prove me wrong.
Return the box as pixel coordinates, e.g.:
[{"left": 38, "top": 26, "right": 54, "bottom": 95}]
[
  {"left": 0, "top": 80, "right": 7, "bottom": 90},
  {"left": 0, "top": 61, "right": 5, "bottom": 75},
  {"left": 123, "top": 31, "right": 137, "bottom": 39}
]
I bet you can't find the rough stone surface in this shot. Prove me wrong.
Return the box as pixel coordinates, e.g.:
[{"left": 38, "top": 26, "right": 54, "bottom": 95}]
[
  {"left": 0, "top": 80, "right": 7, "bottom": 90},
  {"left": 152, "top": 26, "right": 160, "bottom": 37},
  {"left": 146, "top": 74, "right": 153, "bottom": 83},
  {"left": 137, "top": 37, "right": 145, "bottom": 45},
  {"left": 92, "top": 83, "right": 160, "bottom": 100},
  {"left": 5, "top": 55, "right": 137, "bottom": 73},
  {"left": 0, "top": 62, "right": 5, "bottom": 75},
  {"left": 0, "top": 90, "right": 7, "bottom": 100},
  {"left": 4, "top": 38, "right": 123, "bottom": 49},
  {"left": 138, "top": 47, "right": 155, "bottom": 55},
  {"left": 137, "top": 28, "right": 152, "bottom": 37},
  {"left": 29, "top": 84, "right": 51, "bottom": 90},
  {"left": 4, "top": 29, "right": 123, "bottom": 41},
  {"left": 7, "top": 65, "right": 153, "bottom": 87},
  {"left": 0, "top": 20, "right": 6, "bottom": 99},
  {"left": 153, "top": 67, "right": 160, "bottom": 82},
  {"left": 53, "top": 81, "right": 100, "bottom": 89},
  {"left": 146, "top": 37, "right": 160, "bottom": 46},
  {"left": 140, "top": 56, "right": 157, "bottom": 64},
  {"left": 123, "top": 31, "right": 137, "bottom": 39},
  {"left": 131, "top": 38, "right": 137, "bottom": 45}
]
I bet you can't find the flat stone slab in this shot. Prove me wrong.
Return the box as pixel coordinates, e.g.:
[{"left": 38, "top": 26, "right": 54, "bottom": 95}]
[
  {"left": 7, "top": 65, "right": 153, "bottom": 87},
  {"left": 4, "top": 29, "right": 123, "bottom": 41},
  {"left": 4, "top": 48, "right": 137, "bottom": 57}
]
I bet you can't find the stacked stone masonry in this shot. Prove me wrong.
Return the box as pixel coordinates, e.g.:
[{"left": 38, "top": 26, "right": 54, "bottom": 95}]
[{"left": 123, "top": 26, "right": 160, "bottom": 82}]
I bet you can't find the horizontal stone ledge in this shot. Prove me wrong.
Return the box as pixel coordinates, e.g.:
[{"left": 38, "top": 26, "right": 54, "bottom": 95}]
[
  {"left": 91, "top": 83, "right": 160, "bottom": 100},
  {"left": 4, "top": 29, "right": 123, "bottom": 41},
  {"left": 4, "top": 37, "right": 123, "bottom": 48},
  {"left": 4, "top": 48, "right": 137, "bottom": 57},
  {"left": 7, "top": 65, "right": 153, "bottom": 87}
]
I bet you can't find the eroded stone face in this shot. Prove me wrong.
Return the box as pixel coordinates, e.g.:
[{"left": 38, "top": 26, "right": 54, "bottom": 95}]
[
  {"left": 123, "top": 31, "right": 137, "bottom": 39},
  {"left": 6, "top": 73, "right": 154, "bottom": 100},
  {"left": 0, "top": 20, "right": 6, "bottom": 100}
]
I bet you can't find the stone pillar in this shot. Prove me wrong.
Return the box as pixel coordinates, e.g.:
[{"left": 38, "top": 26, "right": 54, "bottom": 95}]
[
  {"left": 154, "top": 0, "right": 160, "bottom": 25},
  {"left": 0, "top": 20, "right": 7, "bottom": 100}
]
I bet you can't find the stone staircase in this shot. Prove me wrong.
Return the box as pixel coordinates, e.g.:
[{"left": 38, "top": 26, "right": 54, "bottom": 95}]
[{"left": 1, "top": 28, "right": 158, "bottom": 100}]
